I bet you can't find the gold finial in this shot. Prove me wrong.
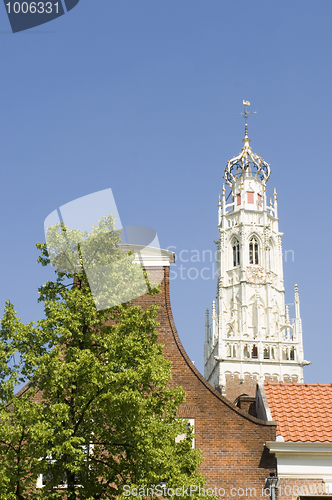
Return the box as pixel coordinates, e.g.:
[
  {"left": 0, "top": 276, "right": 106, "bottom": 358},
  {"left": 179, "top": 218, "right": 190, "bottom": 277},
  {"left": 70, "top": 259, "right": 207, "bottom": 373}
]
[
  {"left": 218, "top": 194, "right": 221, "bottom": 207},
  {"left": 273, "top": 188, "right": 277, "bottom": 201},
  {"left": 222, "top": 184, "right": 226, "bottom": 197}
]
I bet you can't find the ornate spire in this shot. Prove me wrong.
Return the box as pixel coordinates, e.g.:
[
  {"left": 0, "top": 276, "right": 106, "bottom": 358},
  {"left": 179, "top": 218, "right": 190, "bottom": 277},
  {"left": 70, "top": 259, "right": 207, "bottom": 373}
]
[
  {"left": 205, "top": 308, "right": 210, "bottom": 343},
  {"left": 294, "top": 284, "right": 299, "bottom": 303},
  {"left": 224, "top": 101, "right": 271, "bottom": 187}
]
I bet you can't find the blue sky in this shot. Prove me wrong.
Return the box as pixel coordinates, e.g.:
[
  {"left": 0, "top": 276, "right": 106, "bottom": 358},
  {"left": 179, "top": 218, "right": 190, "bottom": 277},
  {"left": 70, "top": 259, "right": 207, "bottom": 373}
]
[{"left": 0, "top": 0, "right": 331, "bottom": 383}]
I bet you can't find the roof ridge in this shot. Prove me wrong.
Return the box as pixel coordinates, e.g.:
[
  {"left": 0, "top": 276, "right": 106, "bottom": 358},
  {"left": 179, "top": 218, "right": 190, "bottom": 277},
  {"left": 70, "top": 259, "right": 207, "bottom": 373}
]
[{"left": 264, "top": 381, "right": 332, "bottom": 387}]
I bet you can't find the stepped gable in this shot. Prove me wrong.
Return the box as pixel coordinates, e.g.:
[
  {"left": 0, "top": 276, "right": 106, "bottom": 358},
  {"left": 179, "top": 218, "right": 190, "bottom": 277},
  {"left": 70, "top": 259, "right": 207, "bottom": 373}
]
[
  {"left": 264, "top": 382, "right": 332, "bottom": 443},
  {"left": 131, "top": 245, "right": 277, "bottom": 490}
]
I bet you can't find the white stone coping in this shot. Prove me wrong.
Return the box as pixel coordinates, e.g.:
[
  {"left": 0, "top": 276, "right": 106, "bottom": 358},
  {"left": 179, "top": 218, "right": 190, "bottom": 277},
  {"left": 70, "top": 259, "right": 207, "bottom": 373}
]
[
  {"left": 119, "top": 244, "right": 175, "bottom": 267},
  {"left": 256, "top": 382, "right": 273, "bottom": 421},
  {"left": 266, "top": 441, "right": 332, "bottom": 481},
  {"left": 266, "top": 441, "right": 332, "bottom": 456}
]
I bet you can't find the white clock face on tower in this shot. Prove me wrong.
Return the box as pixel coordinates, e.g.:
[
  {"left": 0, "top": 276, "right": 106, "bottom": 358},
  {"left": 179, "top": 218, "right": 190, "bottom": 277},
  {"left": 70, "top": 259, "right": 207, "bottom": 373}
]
[{"left": 246, "top": 265, "right": 267, "bottom": 284}]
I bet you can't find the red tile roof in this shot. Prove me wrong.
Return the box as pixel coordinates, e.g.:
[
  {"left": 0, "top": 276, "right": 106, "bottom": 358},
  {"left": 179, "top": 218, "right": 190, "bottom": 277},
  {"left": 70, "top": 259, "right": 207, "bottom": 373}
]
[{"left": 264, "top": 382, "right": 332, "bottom": 443}]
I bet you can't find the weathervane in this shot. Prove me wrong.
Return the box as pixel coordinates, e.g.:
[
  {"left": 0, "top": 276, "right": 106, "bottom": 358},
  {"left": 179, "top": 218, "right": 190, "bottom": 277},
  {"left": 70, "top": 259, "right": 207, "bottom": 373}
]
[{"left": 237, "top": 100, "right": 256, "bottom": 138}]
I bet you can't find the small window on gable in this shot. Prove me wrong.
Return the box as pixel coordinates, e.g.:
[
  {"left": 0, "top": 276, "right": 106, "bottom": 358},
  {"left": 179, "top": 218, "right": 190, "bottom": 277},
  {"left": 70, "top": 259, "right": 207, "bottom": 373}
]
[
  {"left": 232, "top": 239, "right": 240, "bottom": 267},
  {"left": 38, "top": 471, "right": 81, "bottom": 489},
  {"left": 175, "top": 419, "right": 195, "bottom": 448},
  {"left": 37, "top": 444, "right": 92, "bottom": 489},
  {"left": 237, "top": 193, "right": 241, "bottom": 206},
  {"left": 252, "top": 345, "right": 258, "bottom": 358},
  {"left": 247, "top": 191, "right": 254, "bottom": 204},
  {"left": 264, "top": 347, "right": 270, "bottom": 359}
]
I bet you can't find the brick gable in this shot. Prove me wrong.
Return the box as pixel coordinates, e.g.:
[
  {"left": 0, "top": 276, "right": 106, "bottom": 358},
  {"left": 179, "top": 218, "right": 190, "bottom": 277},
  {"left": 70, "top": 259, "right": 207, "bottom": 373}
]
[{"left": 137, "top": 266, "right": 277, "bottom": 493}]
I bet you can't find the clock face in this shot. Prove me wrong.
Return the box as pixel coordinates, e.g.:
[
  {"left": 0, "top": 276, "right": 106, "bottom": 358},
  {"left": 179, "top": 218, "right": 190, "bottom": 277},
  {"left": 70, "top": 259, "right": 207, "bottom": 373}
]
[{"left": 246, "top": 265, "right": 267, "bottom": 284}]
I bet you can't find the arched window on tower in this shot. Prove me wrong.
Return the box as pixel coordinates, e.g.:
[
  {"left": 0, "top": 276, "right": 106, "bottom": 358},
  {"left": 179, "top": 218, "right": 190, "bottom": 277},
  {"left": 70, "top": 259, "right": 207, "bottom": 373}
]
[
  {"left": 252, "top": 344, "right": 258, "bottom": 358},
  {"left": 249, "top": 236, "right": 259, "bottom": 265},
  {"left": 258, "top": 194, "right": 262, "bottom": 208},
  {"left": 263, "top": 347, "right": 270, "bottom": 359},
  {"left": 232, "top": 239, "right": 240, "bottom": 267}
]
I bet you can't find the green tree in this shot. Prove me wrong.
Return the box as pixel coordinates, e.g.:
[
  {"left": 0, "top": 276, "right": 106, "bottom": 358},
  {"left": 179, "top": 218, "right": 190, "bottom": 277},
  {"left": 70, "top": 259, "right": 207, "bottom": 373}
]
[
  {"left": 0, "top": 302, "right": 49, "bottom": 500},
  {"left": 0, "top": 215, "right": 205, "bottom": 500}
]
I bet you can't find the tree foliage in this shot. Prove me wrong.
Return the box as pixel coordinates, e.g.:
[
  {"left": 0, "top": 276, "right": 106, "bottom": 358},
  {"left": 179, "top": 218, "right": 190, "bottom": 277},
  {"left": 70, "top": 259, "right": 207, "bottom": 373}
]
[{"left": 0, "top": 215, "right": 205, "bottom": 500}]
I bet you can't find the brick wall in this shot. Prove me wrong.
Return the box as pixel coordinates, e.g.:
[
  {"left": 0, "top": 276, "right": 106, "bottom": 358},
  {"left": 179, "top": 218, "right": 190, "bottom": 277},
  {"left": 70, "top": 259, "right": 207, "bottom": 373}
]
[
  {"left": 224, "top": 373, "right": 259, "bottom": 401},
  {"left": 136, "top": 266, "right": 277, "bottom": 495},
  {"left": 278, "top": 478, "right": 328, "bottom": 500},
  {"left": 224, "top": 374, "right": 299, "bottom": 403}
]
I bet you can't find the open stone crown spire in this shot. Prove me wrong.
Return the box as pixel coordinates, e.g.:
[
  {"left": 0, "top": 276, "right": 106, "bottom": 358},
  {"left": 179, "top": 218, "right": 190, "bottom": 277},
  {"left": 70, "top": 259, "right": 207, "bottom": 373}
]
[{"left": 224, "top": 100, "right": 271, "bottom": 187}]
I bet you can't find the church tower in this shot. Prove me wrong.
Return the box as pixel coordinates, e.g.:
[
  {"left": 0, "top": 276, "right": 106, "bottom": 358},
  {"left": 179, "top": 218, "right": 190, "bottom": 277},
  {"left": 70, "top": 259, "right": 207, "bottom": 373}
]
[{"left": 204, "top": 102, "right": 310, "bottom": 401}]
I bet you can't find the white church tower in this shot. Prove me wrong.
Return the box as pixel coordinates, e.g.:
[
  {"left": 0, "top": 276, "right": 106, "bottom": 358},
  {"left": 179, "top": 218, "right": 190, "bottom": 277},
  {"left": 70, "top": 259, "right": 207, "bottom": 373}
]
[{"left": 204, "top": 102, "right": 310, "bottom": 400}]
